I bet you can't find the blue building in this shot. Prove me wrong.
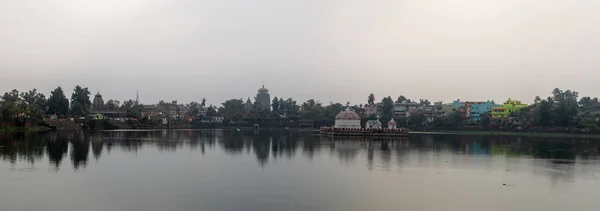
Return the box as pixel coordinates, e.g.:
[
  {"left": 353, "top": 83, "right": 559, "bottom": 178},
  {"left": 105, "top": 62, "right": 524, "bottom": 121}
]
[
  {"left": 469, "top": 101, "right": 497, "bottom": 122},
  {"left": 452, "top": 100, "right": 464, "bottom": 109}
]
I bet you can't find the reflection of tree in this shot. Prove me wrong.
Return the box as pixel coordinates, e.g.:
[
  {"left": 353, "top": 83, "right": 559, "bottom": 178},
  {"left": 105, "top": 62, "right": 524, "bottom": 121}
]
[
  {"left": 335, "top": 141, "right": 360, "bottom": 164},
  {"left": 302, "top": 137, "right": 321, "bottom": 160},
  {"left": 70, "top": 132, "right": 90, "bottom": 170},
  {"left": 47, "top": 133, "right": 69, "bottom": 171},
  {"left": 380, "top": 141, "right": 391, "bottom": 169},
  {"left": 3, "top": 130, "right": 600, "bottom": 175},
  {"left": 221, "top": 132, "right": 245, "bottom": 155},
  {"left": 91, "top": 134, "right": 104, "bottom": 161},
  {"left": 0, "top": 133, "right": 45, "bottom": 164},
  {"left": 271, "top": 131, "right": 297, "bottom": 160}
]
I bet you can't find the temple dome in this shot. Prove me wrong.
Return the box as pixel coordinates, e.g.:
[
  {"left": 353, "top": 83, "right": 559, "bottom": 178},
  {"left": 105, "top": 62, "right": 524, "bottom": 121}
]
[
  {"left": 388, "top": 119, "right": 397, "bottom": 126},
  {"left": 258, "top": 85, "right": 269, "bottom": 93},
  {"left": 335, "top": 108, "right": 360, "bottom": 120}
]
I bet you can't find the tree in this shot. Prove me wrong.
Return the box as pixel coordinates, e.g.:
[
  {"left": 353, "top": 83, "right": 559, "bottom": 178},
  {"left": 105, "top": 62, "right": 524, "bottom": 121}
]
[
  {"left": 1, "top": 90, "right": 22, "bottom": 123},
  {"left": 21, "top": 89, "right": 47, "bottom": 111},
  {"left": 407, "top": 111, "right": 427, "bottom": 127},
  {"left": 272, "top": 97, "right": 280, "bottom": 113},
  {"left": 324, "top": 102, "right": 344, "bottom": 120},
  {"left": 70, "top": 86, "right": 91, "bottom": 117},
  {"left": 381, "top": 96, "right": 394, "bottom": 122},
  {"left": 200, "top": 98, "right": 207, "bottom": 108},
  {"left": 419, "top": 99, "right": 431, "bottom": 106},
  {"left": 48, "top": 87, "right": 69, "bottom": 116},
  {"left": 479, "top": 111, "right": 491, "bottom": 126},
  {"left": 187, "top": 101, "right": 201, "bottom": 116},
  {"left": 368, "top": 94, "right": 375, "bottom": 105},
  {"left": 20, "top": 89, "right": 47, "bottom": 123},
  {"left": 105, "top": 100, "right": 120, "bottom": 110},
  {"left": 300, "top": 99, "right": 326, "bottom": 120},
  {"left": 550, "top": 88, "right": 579, "bottom": 127},
  {"left": 278, "top": 98, "right": 285, "bottom": 113},
  {"left": 579, "top": 96, "right": 599, "bottom": 108},
  {"left": 219, "top": 99, "right": 245, "bottom": 121},
  {"left": 282, "top": 98, "right": 299, "bottom": 116},
  {"left": 444, "top": 111, "right": 462, "bottom": 127},
  {"left": 207, "top": 105, "right": 217, "bottom": 116},
  {"left": 119, "top": 99, "right": 142, "bottom": 119},
  {"left": 396, "top": 95, "right": 407, "bottom": 103}
]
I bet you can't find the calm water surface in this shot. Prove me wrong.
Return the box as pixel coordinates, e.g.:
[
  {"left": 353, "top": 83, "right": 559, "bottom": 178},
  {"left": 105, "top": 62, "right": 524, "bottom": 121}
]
[{"left": 1, "top": 130, "right": 599, "bottom": 211}]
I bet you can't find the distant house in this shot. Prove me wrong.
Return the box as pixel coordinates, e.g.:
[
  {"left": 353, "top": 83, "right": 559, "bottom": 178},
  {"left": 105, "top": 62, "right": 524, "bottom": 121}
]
[
  {"left": 393, "top": 101, "right": 421, "bottom": 119},
  {"left": 491, "top": 98, "right": 527, "bottom": 119},
  {"left": 199, "top": 108, "right": 208, "bottom": 116}
]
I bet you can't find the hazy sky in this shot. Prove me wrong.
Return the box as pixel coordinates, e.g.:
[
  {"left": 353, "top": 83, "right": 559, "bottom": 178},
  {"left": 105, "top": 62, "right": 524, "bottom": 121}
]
[{"left": 1, "top": 0, "right": 599, "bottom": 106}]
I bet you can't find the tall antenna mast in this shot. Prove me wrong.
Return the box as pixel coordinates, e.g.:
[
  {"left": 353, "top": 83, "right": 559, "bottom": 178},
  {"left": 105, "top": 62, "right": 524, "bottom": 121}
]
[{"left": 136, "top": 90, "right": 139, "bottom": 105}]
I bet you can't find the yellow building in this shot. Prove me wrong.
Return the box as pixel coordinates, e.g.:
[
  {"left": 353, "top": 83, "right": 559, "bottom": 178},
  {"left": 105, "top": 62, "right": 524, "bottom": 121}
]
[{"left": 491, "top": 98, "right": 527, "bottom": 118}]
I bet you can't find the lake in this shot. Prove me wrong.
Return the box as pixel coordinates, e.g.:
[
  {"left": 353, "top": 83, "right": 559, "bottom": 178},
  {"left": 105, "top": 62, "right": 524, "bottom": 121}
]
[{"left": 1, "top": 130, "right": 599, "bottom": 211}]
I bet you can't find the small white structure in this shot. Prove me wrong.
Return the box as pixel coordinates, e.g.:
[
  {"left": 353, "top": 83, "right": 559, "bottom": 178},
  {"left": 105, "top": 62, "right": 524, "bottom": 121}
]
[
  {"left": 334, "top": 108, "right": 361, "bottom": 129},
  {"left": 213, "top": 117, "right": 224, "bottom": 123},
  {"left": 388, "top": 119, "right": 397, "bottom": 129},
  {"left": 365, "top": 119, "right": 382, "bottom": 129},
  {"left": 200, "top": 116, "right": 224, "bottom": 123}
]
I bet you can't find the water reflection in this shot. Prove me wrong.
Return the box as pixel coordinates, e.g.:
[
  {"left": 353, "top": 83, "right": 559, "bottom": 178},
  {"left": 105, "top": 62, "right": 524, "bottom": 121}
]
[{"left": 1, "top": 130, "right": 600, "bottom": 174}]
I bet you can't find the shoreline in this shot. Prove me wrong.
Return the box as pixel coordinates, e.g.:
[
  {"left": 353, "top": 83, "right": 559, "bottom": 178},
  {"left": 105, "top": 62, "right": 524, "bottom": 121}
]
[
  {"left": 5, "top": 126, "right": 600, "bottom": 139},
  {"left": 413, "top": 130, "right": 600, "bottom": 139}
]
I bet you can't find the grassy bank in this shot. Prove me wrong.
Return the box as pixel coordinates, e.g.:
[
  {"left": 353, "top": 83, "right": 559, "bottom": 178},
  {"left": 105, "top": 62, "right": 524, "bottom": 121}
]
[
  {"left": 413, "top": 130, "right": 600, "bottom": 139},
  {"left": 0, "top": 126, "right": 52, "bottom": 133}
]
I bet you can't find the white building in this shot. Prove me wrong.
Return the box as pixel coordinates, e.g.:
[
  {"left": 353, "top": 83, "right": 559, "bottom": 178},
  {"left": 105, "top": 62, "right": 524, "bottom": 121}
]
[
  {"left": 198, "top": 116, "right": 224, "bottom": 123},
  {"left": 365, "top": 119, "right": 382, "bottom": 129},
  {"left": 334, "top": 108, "right": 361, "bottom": 129},
  {"left": 387, "top": 119, "right": 397, "bottom": 129}
]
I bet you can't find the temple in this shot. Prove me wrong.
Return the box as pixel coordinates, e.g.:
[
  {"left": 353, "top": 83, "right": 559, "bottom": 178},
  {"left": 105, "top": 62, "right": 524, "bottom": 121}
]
[
  {"left": 334, "top": 108, "right": 361, "bottom": 129},
  {"left": 92, "top": 92, "right": 104, "bottom": 111},
  {"left": 321, "top": 108, "right": 409, "bottom": 137},
  {"left": 255, "top": 85, "right": 271, "bottom": 111}
]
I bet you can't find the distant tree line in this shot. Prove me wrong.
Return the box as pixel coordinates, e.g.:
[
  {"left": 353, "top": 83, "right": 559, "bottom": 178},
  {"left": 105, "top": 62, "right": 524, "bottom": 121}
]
[{"left": 3, "top": 86, "right": 600, "bottom": 131}]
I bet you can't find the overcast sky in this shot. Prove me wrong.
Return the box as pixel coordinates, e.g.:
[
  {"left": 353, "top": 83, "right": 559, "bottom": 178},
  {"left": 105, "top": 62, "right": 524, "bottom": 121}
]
[{"left": 1, "top": 0, "right": 599, "bottom": 106}]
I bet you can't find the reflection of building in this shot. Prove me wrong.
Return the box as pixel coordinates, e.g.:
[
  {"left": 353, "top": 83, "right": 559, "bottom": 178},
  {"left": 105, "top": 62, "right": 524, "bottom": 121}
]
[
  {"left": 491, "top": 98, "right": 527, "bottom": 118},
  {"left": 334, "top": 108, "right": 361, "bottom": 129},
  {"left": 365, "top": 119, "right": 382, "bottom": 129},
  {"left": 92, "top": 92, "right": 104, "bottom": 111},
  {"left": 255, "top": 85, "right": 271, "bottom": 111}
]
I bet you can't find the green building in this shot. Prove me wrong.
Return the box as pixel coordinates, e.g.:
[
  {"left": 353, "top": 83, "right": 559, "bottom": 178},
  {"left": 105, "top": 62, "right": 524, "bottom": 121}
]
[{"left": 491, "top": 98, "right": 527, "bottom": 118}]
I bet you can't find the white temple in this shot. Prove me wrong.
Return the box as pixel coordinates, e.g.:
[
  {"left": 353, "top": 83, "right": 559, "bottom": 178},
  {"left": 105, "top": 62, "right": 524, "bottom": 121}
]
[
  {"left": 334, "top": 108, "right": 361, "bottom": 129},
  {"left": 387, "top": 119, "right": 397, "bottom": 129},
  {"left": 365, "top": 119, "right": 382, "bottom": 129}
]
